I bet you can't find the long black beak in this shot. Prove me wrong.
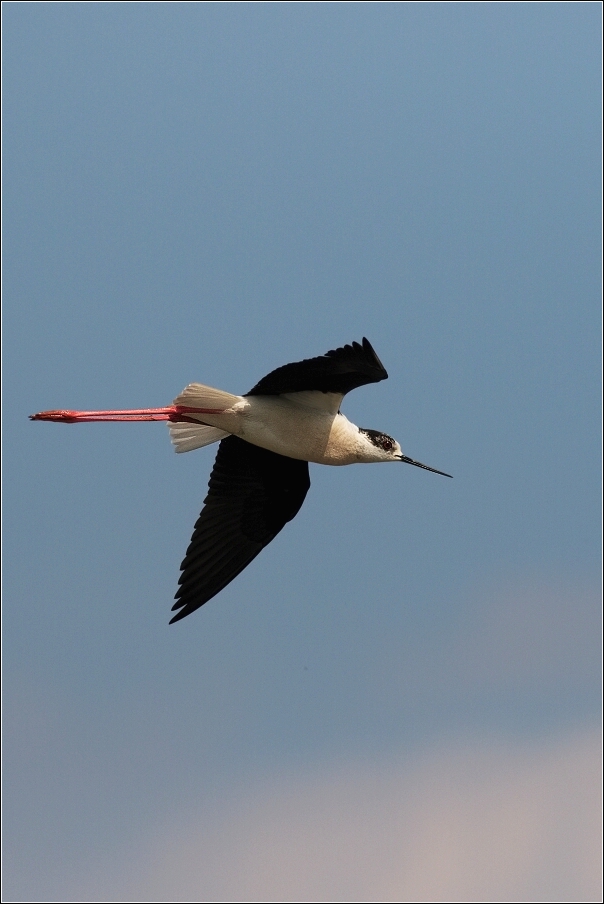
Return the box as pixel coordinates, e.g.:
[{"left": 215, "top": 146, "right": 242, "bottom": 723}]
[{"left": 398, "top": 455, "right": 453, "bottom": 478}]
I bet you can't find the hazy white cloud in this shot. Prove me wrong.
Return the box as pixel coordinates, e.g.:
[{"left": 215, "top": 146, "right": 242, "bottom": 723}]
[
  {"left": 30, "top": 576, "right": 599, "bottom": 903},
  {"left": 97, "top": 728, "right": 601, "bottom": 903}
]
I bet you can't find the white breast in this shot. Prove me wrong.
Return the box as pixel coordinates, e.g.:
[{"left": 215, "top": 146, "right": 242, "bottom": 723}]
[{"left": 173, "top": 386, "right": 365, "bottom": 465}]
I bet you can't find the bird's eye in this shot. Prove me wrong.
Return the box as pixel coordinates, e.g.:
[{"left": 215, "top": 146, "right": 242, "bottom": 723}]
[{"left": 382, "top": 439, "right": 393, "bottom": 451}]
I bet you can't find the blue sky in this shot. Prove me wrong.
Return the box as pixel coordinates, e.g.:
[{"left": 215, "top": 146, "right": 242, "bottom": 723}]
[{"left": 3, "top": 4, "right": 601, "bottom": 901}]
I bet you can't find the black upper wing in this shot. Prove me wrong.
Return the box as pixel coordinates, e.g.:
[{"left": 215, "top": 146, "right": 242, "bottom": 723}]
[
  {"left": 170, "top": 435, "right": 310, "bottom": 623},
  {"left": 246, "top": 337, "right": 388, "bottom": 397}
]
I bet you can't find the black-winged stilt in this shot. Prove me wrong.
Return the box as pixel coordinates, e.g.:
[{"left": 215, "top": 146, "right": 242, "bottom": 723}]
[{"left": 31, "top": 338, "right": 451, "bottom": 622}]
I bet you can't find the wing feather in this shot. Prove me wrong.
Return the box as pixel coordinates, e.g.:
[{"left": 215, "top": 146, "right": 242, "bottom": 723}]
[
  {"left": 170, "top": 435, "right": 310, "bottom": 622},
  {"left": 245, "top": 337, "right": 387, "bottom": 397}
]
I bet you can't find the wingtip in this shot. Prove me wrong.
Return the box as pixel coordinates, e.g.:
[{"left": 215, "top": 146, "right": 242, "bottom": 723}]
[{"left": 360, "top": 337, "right": 388, "bottom": 380}]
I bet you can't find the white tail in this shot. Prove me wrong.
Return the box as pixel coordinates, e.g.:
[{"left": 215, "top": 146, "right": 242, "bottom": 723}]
[
  {"left": 169, "top": 422, "right": 229, "bottom": 453},
  {"left": 172, "top": 382, "right": 240, "bottom": 410},
  {"left": 169, "top": 382, "right": 239, "bottom": 453}
]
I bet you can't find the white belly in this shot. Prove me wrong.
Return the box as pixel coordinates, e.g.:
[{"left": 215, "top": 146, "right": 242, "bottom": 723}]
[{"left": 193, "top": 396, "right": 361, "bottom": 465}]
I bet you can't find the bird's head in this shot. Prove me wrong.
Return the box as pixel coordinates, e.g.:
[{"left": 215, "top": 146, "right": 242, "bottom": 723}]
[{"left": 358, "top": 428, "right": 452, "bottom": 477}]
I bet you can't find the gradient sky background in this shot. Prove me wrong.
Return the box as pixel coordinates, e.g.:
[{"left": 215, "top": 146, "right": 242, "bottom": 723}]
[{"left": 3, "top": 4, "right": 601, "bottom": 902}]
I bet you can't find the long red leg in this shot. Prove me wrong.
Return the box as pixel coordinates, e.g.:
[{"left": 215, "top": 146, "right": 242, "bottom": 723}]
[{"left": 29, "top": 406, "right": 224, "bottom": 423}]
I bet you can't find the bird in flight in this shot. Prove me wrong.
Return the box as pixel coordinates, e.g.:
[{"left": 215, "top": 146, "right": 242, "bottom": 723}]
[{"left": 31, "top": 338, "right": 451, "bottom": 622}]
